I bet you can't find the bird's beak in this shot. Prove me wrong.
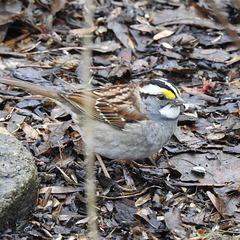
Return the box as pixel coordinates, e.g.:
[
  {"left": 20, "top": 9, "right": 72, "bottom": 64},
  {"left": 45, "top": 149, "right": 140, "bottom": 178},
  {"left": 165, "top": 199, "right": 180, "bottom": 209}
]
[{"left": 176, "top": 96, "right": 185, "bottom": 105}]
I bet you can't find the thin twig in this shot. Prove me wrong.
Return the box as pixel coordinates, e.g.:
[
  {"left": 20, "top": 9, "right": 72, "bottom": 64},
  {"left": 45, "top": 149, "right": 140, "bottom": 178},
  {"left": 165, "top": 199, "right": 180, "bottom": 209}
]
[
  {"left": 95, "top": 153, "right": 111, "bottom": 178},
  {"left": 81, "top": 0, "right": 99, "bottom": 239}
]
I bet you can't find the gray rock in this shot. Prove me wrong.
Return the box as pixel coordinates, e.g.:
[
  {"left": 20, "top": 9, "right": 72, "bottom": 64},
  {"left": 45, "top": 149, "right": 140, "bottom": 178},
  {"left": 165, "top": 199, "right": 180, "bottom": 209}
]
[{"left": 0, "top": 127, "right": 38, "bottom": 232}]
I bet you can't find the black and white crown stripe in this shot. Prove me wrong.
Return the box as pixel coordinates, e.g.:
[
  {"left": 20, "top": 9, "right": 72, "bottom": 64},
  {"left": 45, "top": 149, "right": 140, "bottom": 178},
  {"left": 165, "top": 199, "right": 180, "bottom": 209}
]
[{"left": 139, "top": 78, "right": 180, "bottom": 97}]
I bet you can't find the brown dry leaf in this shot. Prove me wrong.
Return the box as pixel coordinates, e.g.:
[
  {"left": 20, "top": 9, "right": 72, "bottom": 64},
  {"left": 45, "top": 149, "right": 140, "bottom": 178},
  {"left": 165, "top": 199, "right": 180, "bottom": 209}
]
[
  {"left": 225, "top": 54, "right": 240, "bottom": 65},
  {"left": 156, "top": 59, "right": 195, "bottom": 74},
  {"left": 53, "top": 54, "right": 82, "bottom": 70},
  {"left": 52, "top": 197, "right": 61, "bottom": 208},
  {"left": 50, "top": 155, "right": 75, "bottom": 168},
  {"left": 6, "top": 112, "right": 26, "bottom": 133},
  {"left": 41, "top": 120, "right": 72, "bottom": 148},
  {"left": 107, "top": 8, "right": 134, "bottom": 49},
  {"left": 223, "top": 144, "right": 240, "bottom": 154},
  {"left": 88, "top": 41, "right": 121, "bottom": 53},
  {"left": 110, "top": 6, "right": 121, "bottom": 18},
  {"left": 214, "top": 185, "right": 240, "bottom": 218},
  {"left": 0, "top": 4, "right": 21, "bottom": 45},
  {"left": 118, "top": 48, "right": 132, "bottom": 61},
  {"left": 182, "top": 86, "right": 219, "bottom": 103},
  {"left": 174, "top": 126, "right": 200, "bottom": 146},
  {"left": 164, "top": 207, "right": 186, "bottom": 239},
  {"left": 168, "top": 150, "right": 240, "bottom": 184},
  {"left": 114, "top": 200, "right": 136, "bottom": 224},
  {"left": 135, "top": 193, "right": 151, "bottom": 207},
  {"left": 76, "top": 217, "right": 90, "bottom": 225},
  {"left": 130, "top": 24, "right": 155, "bottom": 33},
  {"left": 190, "top": 48, "right": 230, "bottom": 62},
  {"left": 108, "top": 21, "right": 133, "bottom": 48},
  {"left": 132, "top": 59, "right": 149, "bottom": 71},
  {"left": 52, "top": 202, "right": 63, "bottom": 221},
  {"left": 38, "top": 187, "right": 52, "bottom": 207},
  {"left": 56, "top": 166, "right": 76, "bottom": 185},
  {"left": 51, "top": 0, "right": 66, "bottom": 16},
  {"left": 96, "top": 25, "right": 107, "bottom": 34},
  {"left": 134, "top": 208, "right": 158, "bottom": 229},
  {"left": 127, "top": 36, "right": 135, "bottom": 49},
  {"left": 207, "top": 132, "right": 226, "bottom": 140},
  {"left": 229, "top": 79, "right": 240, "bottom": 89},
  {"left": 123, "top": 168, "right": 136, "bottom": 191},
  {"left": 3, "top": 33, "right": 30, "bottom": 49},
  {"left": 21, "top": 122, "right": 40, "bottom": 140},
  {"left": 134, "top": 208, "right": 149, "bottom": 222},
  {"left": 39, "top": 186, "right": 82, "bottom": 194},
  {"left": 69, "top": 27, "right": 98, "bottom": 38},
  {"left": 151, "top": 5, "right": 235, "bottom": 33},
  {"left": 131, "top": 226, "right": 149, "bottom": 239},
  {"left": 17, "top": 37, "right": 41, "bottom": 53},
  {"left": 207, "top": 191, "right": 229, "bottom": 218},
  {"left": 182, "top": 86, "right": 203, "bottom": 95},
  {"left": 153, "top": 29, "right": 175, "bottom": 40}
]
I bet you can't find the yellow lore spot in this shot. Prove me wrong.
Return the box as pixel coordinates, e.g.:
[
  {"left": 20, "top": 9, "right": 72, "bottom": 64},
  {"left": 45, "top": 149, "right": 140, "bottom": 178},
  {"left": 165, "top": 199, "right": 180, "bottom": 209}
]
[{"left": 162, "top": 89, "right": 176, "bottom": 99}]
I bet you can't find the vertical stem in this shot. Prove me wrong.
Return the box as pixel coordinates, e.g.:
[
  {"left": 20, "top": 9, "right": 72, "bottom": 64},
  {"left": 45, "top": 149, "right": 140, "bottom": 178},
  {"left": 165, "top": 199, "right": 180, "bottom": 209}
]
[{"left": 81, "top": 0, "right": 99, "bottom": 239}]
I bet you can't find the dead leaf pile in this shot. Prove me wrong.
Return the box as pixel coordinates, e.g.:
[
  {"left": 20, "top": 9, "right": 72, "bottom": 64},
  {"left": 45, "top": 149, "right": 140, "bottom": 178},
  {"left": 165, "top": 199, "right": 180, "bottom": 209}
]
[{"left": 0, "top": 0, "right": 239, "bottom": 239}]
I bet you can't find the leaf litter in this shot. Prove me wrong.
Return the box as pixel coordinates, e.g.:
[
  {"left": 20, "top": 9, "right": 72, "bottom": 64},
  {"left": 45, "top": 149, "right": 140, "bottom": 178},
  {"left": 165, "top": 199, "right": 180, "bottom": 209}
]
[{"left": 0, "top": 0, "right": 239, "bottom": 239}]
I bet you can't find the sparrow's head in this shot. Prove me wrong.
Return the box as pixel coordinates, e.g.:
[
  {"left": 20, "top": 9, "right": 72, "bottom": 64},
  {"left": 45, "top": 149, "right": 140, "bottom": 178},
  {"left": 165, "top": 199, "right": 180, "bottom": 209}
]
[{"left": 139, "top": 78, "right": 184, "bottom": 119}]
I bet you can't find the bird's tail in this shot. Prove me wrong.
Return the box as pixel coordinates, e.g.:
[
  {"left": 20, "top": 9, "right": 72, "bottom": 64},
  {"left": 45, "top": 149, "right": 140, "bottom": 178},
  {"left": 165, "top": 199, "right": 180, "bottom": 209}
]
[{"left": 0, "top": 77, "right": 62, "bottom": 101}]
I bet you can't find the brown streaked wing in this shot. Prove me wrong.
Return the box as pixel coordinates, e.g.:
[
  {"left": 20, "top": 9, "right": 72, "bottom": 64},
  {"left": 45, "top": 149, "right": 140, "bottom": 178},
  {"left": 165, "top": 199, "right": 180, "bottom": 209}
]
[
  {"left": 62, "top": 84, "right": 146, "bottom": 128},
  {"left": 62, "top": 89, "right": 106, "bottom": 123}
]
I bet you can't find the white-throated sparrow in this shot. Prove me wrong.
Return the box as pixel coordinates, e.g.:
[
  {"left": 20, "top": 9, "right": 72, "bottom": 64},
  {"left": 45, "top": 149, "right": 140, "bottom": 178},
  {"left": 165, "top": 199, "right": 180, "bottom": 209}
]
[{"left": 0, "top": 77, "right": 184, "bottom": 160}]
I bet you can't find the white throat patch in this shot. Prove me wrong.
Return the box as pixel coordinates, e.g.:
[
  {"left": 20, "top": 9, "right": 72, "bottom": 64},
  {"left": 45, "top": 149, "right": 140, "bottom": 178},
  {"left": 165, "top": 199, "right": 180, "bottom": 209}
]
[{"left": 159, "top": 105, "right": 180, "bottom": 119}]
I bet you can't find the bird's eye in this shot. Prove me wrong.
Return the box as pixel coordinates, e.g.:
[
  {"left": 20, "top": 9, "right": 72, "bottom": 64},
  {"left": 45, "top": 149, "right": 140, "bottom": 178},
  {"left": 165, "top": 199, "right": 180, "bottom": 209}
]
[{"left": 157, "top": 95, "right": 165, "bottom": 100}]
